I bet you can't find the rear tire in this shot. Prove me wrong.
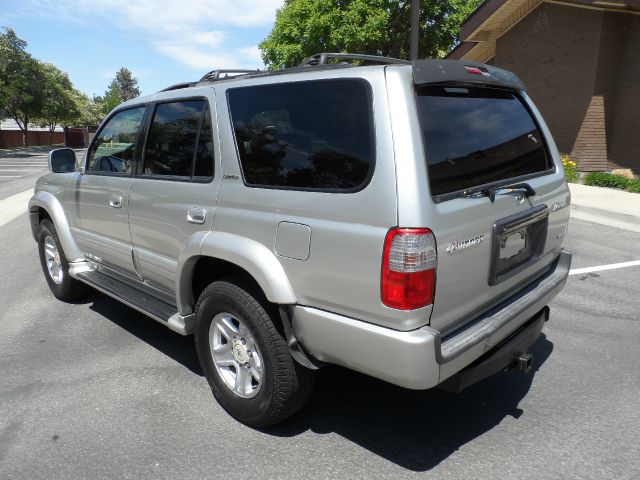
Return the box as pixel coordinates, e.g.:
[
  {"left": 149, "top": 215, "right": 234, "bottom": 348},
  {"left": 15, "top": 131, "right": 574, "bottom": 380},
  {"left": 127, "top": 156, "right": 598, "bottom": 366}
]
[
  {"left": 37, "top": 219, "right": 89, "bottom": 301},
  {"left": 194, "top": 280, "right": 315, "bottom": 428}
]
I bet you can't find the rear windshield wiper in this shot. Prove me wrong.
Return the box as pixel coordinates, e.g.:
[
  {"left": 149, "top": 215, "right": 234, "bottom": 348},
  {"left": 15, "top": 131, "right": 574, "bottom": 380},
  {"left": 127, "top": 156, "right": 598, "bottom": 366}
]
[{"left": 460, "top": 182, "right": 536, "bottom": 203}]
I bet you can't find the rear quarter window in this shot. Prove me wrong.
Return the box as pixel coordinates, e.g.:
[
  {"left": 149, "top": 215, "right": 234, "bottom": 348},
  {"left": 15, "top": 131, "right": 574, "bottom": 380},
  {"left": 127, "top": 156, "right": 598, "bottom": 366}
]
[{"left": 227, "top": 79, "right": 374, "bottom": 192}]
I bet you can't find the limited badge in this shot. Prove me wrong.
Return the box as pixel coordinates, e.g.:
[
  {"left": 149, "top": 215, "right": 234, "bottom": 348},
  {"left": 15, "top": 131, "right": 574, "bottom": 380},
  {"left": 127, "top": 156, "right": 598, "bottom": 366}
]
[{"left": 446, "top": 234, "right": 485, "bottom": 255}]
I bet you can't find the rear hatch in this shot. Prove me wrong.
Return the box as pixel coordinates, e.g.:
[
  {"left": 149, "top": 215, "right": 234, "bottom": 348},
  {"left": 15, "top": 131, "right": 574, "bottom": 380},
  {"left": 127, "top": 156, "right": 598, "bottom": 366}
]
[{"left": 414, "top": 77, "right": 567, "bottom": 335}]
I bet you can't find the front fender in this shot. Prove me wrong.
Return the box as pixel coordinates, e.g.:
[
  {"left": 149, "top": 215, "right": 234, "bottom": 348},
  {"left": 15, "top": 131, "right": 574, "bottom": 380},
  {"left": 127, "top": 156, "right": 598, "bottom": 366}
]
[
  {"left": 29, "top": 191, "right": 83, "bottom": 261},
  {"left": 176, "top": 231, "right": 297, "bottom": 315}
]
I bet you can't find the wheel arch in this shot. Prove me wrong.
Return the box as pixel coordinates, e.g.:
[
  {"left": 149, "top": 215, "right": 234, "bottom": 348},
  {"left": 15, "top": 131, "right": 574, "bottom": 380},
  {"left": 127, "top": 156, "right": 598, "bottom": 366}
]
[
  {"left": 29, "top": 191, "right": 83, "bottom": 261},
  {"left": 176, "top": 231, "right": 296, "bottom": 315}
]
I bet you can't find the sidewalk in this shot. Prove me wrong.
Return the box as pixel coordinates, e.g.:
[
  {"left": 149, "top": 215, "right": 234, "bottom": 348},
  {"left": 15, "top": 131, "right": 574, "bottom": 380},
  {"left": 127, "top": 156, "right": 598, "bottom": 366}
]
[
  {"left": 0, "top": 144, "right": 65, "bottom": 158},
  {"left": 569, "top": 183, "right": 640, "bottom": 233}
]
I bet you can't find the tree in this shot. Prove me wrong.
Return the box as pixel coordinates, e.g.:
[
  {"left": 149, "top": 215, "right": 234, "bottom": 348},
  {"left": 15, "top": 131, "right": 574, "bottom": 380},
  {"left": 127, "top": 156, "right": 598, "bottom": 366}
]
[
  {"left": 259, "top": 0, "right": 483, "bottom": 69},
  {"left": 36, "top": 63, "right": 81, "bottom": 145},
  {"left": 75, "top": 93, "right": 105, "bottom": 127},
  {"left": 96, "top": 67, "right": 141, "bottom": 115},
  {"left": 93, "top": 90, "right": 119, "bottom": 116},
  {"left": 113, "top": 67, "right": 140, "bottom": 101},
  {"left": 0, "top": 27, "right": 46, "bottom": 146},
  {"left": 95, "top": 67, "right": 140, "bottom": 115}
]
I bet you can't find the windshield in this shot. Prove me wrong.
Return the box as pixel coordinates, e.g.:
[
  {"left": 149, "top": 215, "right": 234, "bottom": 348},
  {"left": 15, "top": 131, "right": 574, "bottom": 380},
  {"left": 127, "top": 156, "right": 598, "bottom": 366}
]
[{"left": 416, "top": 86, "right": 552, "bottom": 198}]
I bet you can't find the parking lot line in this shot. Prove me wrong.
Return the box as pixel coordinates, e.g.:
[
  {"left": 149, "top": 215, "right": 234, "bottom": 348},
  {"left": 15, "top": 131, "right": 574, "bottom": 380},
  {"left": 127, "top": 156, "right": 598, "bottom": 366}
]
[{"left": 569, "top": 260, "right": 640, "bottom": 275}]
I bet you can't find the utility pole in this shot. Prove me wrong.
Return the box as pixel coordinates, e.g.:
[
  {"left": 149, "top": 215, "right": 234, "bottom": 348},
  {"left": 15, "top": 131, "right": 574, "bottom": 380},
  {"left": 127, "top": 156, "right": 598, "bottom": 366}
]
[{"left": 410, "top": 0, "right": 420, "bottom": 60}]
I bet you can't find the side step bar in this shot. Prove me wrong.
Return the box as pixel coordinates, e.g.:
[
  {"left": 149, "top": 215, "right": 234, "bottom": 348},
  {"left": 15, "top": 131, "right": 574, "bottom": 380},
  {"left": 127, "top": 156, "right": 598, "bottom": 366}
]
[{"left": 73, "top": 266, "right": 194, "bottom": 335}]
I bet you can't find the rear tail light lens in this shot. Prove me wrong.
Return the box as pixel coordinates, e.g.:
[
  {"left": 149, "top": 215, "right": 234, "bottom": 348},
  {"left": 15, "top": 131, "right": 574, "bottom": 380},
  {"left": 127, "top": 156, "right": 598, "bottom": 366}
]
[{"left": 381, "top": 228, "right": 437, "bottom": 310}]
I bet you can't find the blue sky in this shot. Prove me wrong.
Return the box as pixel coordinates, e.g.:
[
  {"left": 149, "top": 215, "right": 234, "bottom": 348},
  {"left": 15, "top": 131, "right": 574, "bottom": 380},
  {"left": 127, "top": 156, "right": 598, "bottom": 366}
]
[{"left": 0, "top": 0, "right": 283, "bottom": 97}]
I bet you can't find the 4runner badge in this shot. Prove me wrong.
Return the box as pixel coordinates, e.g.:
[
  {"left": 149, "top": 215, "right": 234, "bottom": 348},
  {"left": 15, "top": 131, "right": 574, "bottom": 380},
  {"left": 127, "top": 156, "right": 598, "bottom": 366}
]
[{"left": 446, "top": 234, "right": 485, "bottom": 255}]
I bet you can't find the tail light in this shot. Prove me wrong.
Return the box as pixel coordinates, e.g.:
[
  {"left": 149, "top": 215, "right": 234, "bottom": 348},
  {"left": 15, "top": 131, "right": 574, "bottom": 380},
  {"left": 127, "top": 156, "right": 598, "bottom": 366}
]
[{"left": 381, "top": 228, "right": 437, "bottom": 310}]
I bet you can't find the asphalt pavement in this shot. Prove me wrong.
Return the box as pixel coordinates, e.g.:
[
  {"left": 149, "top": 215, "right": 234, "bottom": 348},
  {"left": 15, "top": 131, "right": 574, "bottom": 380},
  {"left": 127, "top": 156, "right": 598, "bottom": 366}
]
[
  {"left": 0, "top": 149, "right": 50, "bottom": 199},
  {"left": 0, "top": 151, "right": 638, "bottom": 479}
]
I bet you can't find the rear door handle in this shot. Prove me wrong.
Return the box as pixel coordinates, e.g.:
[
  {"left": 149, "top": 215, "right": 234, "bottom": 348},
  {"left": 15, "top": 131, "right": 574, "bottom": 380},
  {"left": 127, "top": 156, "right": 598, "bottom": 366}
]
[
  {"left": 109, "top": 195, "right": 122, "bottom": 208},
  {"left": 187, "top": 207, "right": 206, "bottom": 224}
]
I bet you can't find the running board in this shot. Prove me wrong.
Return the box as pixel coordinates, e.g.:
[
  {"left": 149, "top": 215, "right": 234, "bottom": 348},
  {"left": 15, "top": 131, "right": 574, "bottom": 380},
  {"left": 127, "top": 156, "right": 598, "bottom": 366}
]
[{"left": 74, "top": 267, "right": 194, "bottom": 335}]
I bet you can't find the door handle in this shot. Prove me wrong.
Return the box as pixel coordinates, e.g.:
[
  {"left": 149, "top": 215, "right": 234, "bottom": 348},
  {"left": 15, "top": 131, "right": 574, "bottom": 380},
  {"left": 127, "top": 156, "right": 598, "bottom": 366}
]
[
  {"left": 187, "top": 207, "right": 206, "bottom": 224},
  {"left": 109, "top": 195, "right": 122, "bottom": 208}
]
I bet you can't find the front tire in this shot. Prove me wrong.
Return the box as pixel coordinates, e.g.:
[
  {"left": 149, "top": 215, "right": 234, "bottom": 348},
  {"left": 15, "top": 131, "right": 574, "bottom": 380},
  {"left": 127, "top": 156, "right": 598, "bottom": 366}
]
[
  {"left": 37, "top": 219, "right": 89, "bottom": 301},
  {"left": 194, "top": 280, "right": 315, "bottom": 428}
]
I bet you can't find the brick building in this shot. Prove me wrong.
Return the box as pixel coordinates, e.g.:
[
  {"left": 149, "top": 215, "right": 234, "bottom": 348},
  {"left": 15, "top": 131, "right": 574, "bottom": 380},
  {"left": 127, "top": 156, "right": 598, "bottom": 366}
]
[{"left": 447, "top": 0, "right": 640, "bottom": 174}]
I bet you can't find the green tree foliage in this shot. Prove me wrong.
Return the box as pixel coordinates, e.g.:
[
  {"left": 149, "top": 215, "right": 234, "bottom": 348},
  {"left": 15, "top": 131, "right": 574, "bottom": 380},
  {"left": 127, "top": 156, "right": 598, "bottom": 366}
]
[
  {"left": 260, "top": 0, "right": 483, "bottom": 69},
  {"left": 94, "top": 90, "right": 119, "bottom": 116},
  {"left": 37, "top": 63, "right": 81, "bottom": 144},
  {"left": 75, "top": 93, "right": 105, "bottom": 127},
  {"left": 0, "top": 26, "right": 107, "bottom": 146},
  {"left": 96, "top": 67, "right": 141, "bottom": 115},
  {"left": 0, "top": 27, "right": 46, "bottom": 146}
]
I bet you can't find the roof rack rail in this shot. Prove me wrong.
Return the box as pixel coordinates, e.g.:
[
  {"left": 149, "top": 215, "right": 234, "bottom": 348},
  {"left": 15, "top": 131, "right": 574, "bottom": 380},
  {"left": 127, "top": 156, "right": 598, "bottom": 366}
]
[
  {"left": 158, "top": 82, "right": 197, "bottom": 92},
  {"left": 199, "top": 69, "right": 259, "bottom": 82},
  {"left": 300, "top": 53, "right": 411, "bottom": 67}
]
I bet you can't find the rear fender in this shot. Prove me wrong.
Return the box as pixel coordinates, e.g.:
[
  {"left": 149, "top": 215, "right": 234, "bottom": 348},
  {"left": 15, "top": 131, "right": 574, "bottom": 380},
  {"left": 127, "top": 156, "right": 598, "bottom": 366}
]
[{"left": 176, "top": 231, "right": 296, "bottom": 315}]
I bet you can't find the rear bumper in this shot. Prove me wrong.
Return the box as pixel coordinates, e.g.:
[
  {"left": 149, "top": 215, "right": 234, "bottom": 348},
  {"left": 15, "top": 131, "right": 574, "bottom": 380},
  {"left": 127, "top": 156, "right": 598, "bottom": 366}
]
[
  {"left": 438, "top": 306, "right": 548, "bottom": 393},
  {"left": 292, "top": 249, "right": 571, "bottom": 390}
]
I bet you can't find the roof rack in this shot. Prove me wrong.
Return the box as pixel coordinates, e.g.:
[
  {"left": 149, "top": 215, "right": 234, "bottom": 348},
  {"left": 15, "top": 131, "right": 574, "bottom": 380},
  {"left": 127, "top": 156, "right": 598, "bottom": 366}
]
[
  {"left": 300, "top": 53, "right": 411, "bottom": 67},
  {"left": 158, "top": 82, "right": 197, "bottom": 92},
  {"left": 157, "top": 55, "right": 409, "bottom": 94},
  {"left": 198, "top": 69, "right": 259, "bottom": 83}
]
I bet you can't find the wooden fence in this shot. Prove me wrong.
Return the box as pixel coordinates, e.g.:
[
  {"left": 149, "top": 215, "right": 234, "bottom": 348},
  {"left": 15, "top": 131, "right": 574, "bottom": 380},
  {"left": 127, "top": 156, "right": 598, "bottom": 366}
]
[{"left": 0, "top": 127, "right": 95, "bottom": 149}]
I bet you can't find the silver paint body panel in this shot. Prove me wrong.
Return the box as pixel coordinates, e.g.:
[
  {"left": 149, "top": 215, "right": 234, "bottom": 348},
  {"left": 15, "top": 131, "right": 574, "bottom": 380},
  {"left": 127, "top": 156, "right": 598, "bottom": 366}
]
[{"left": 30, "top": 62, "right": 571, "bottom": 389}]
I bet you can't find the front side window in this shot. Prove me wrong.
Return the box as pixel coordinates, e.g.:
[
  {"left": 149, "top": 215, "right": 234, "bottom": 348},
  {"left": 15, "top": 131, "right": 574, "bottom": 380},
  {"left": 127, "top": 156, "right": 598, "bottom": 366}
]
[
  {"left": 228, "top": 79, "right": 374, "bottom": 191},
  {"left": 87, "top": 106, "right": 145, "bottom": 173},
  {"left": 143, "top": 100, "right": 209, "bottom": 178}
]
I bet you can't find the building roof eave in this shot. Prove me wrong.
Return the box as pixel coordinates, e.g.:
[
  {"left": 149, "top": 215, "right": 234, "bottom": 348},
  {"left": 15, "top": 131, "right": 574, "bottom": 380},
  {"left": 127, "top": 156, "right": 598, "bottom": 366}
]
[
  {"left": 450, "top": 0, "right": 640, "bottom": 62},
  {"left": 447, "top": 41, "right": 479, "bottom": 60}
]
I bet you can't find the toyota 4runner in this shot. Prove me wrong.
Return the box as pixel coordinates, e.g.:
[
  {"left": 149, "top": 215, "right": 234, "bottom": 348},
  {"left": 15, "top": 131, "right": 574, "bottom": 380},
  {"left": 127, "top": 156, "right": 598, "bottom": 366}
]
[{"left": 30, "top": 53, "right": 572, "bottom": 427}]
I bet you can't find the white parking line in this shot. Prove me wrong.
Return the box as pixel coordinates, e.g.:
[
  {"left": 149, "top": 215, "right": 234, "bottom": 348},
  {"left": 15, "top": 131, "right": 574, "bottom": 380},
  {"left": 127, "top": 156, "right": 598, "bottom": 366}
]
[
  {"left": 0, "top": 188, "right": 33, "bottom": 228},
  {"left": 0, "top": 175, "right": 21, "bottom": 178},
  {"left": 569, "top": 260, "right": 640, "bottom": 276},
  {"left": 0, "top": 169, "right": 45, "bottom": 172}
]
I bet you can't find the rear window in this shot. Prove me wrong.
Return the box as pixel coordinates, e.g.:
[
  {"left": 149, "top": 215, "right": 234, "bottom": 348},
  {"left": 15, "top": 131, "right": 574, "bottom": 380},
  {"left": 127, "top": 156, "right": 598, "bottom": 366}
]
[
  {"left": 227, "top": 79, "right": 374, "bottom": 191},
  {"left": 416, "top": 86, "right": 552, "bottom": 198}
]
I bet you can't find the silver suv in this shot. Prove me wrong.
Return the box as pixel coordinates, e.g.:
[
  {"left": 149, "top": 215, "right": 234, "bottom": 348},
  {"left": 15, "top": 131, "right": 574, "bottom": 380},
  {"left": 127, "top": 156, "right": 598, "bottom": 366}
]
[{"left": 30, "top": 54, "right": 572, "bottom": 427}]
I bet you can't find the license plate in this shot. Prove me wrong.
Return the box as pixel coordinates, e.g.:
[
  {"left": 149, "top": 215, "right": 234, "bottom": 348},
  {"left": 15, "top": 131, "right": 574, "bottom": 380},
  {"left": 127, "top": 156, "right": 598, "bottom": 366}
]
[
  {"left": 489, "top": 205, "right": 548, "bottom": 285},
  {"left": 500, "top": 230, "right": 527, "bottom": 260}
]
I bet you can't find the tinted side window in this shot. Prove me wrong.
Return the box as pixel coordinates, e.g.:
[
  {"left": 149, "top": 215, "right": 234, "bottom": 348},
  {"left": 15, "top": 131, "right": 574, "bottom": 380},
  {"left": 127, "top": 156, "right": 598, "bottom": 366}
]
[
  {"left": 228, "top": 79, "right": 374, "bottom": 191},
  {"left": 143, "top": 100, "right": 206, "bottom": 177},
  {"left": 87, "top": 107, "right": 145, "bottom": 173},
  {"left": 194, "top": 105, "right": 214, "bottom": 179}
]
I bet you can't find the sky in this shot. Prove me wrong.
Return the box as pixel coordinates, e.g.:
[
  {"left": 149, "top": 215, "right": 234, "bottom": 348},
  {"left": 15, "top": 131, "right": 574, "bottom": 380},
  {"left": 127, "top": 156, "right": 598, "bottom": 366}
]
[{"left": 0, "top": 0, "right": 284, "bottom": 97}]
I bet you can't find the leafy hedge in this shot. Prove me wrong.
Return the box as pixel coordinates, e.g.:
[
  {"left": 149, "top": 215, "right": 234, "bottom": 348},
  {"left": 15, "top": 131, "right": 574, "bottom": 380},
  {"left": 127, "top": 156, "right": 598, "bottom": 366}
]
[{"left": 583, "top": 172, "right": 640, "bottom": 193}]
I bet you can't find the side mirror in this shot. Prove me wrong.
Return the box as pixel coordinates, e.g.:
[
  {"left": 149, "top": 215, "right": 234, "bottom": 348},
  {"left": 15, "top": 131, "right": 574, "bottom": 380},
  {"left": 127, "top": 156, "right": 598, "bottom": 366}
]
[{"left": 48, "top": 148, "right": 77, "bottom": 173}]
